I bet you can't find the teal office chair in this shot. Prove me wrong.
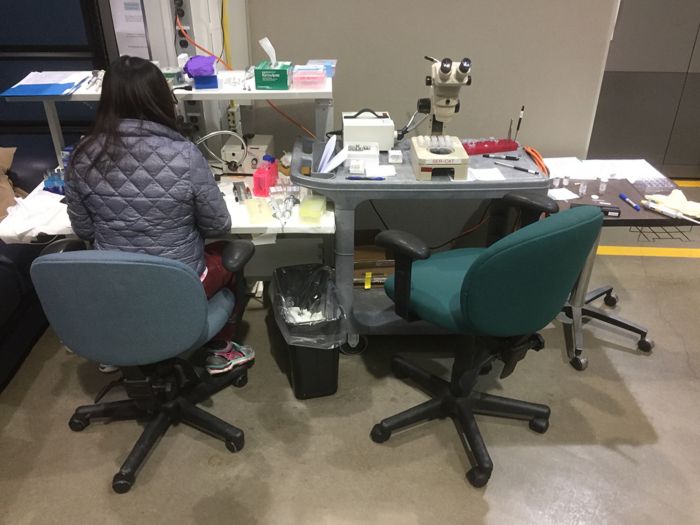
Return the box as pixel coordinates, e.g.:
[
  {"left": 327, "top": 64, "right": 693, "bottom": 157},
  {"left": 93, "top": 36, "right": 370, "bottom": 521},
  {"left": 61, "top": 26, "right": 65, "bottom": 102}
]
[
  {"left": 370, "top": 206, "right": 603, "bottom": 487},
  {"left": 30, "top": 240, "right": 255, "bottom": 494}
]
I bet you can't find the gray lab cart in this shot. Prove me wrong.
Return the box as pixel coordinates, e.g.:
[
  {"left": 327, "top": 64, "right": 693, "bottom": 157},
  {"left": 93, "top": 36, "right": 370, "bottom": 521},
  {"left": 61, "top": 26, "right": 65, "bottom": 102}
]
[{"left": 291, "top": 138, "right": 549, "bottom": 347}]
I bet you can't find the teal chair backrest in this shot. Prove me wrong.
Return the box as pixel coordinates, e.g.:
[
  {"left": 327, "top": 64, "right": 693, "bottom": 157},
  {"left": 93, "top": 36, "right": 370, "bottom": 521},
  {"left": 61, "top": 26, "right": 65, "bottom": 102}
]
[
  {"left": 31, "top": 250, "right": 211, "bottom": 366},
  {"left": 460, "top": 206, "right": 602, "bottom": 337}
]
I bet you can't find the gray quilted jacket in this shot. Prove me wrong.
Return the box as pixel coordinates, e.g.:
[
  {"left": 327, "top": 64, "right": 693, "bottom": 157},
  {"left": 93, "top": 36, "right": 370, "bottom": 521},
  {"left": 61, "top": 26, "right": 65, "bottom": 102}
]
[{"left": 65, "top": 119, "right": 231, "bottom": 274}]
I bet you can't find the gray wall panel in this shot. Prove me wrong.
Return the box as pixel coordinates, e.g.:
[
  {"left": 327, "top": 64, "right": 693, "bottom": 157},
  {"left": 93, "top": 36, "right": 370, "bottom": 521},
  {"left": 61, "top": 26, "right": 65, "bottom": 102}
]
[
  {"left": 665, "top": 74, "right": 700, "bottom": 165},
  {"left": 247, "top": 0, "right": 617, "bottom": 159},
  {"left": 606, "top": 0, "right": 700, "bottom": 72},
  {"left": 588, "top": 72, "right": 685, "bottom": 165},
  {"left": 690, "top": 25, "right": 700, "bottom": 73}
]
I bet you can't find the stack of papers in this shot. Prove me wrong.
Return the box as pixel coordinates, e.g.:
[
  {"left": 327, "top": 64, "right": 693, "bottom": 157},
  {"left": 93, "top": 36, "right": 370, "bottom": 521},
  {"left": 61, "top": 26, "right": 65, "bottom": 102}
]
[
  {"left": 2, "top": 71, "right": 92, "bottom": 97},
  {"left": 580, "top": 159, "right": 666, "bottom": 183}
]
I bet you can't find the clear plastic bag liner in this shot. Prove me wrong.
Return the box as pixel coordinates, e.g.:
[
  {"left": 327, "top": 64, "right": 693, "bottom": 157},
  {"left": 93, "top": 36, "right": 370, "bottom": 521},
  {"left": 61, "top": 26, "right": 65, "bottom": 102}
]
[{"left": 271, "top": 264, "right": 345, "bottom": 349}]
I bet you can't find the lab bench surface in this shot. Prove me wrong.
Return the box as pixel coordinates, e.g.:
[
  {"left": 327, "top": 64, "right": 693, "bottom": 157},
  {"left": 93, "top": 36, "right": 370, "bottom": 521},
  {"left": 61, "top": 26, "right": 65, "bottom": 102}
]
[{"left": 291, "top": 137, "right": 550, "bottom": 345}]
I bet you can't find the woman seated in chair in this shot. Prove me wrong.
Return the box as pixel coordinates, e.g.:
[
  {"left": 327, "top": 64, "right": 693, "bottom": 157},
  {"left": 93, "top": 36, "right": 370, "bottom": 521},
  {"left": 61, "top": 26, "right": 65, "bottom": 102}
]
[{"left": 65, "top": 56, "right": 253, "bottom": 375}]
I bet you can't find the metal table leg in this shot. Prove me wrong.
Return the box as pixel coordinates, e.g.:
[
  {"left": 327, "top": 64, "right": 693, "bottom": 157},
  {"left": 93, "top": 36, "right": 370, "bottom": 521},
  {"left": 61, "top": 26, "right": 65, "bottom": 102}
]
[
  {"left": 333, "top": 205, "right": 359, "bottom": 346},
  {"left": 314, "top": 98, "right": 333, "bottom": 141},
  {"left": 43, "top": 100, "right": 65, "bottom": 170},
  {"left": 562, "top": 231, "right": 653, "bottom": 371}
]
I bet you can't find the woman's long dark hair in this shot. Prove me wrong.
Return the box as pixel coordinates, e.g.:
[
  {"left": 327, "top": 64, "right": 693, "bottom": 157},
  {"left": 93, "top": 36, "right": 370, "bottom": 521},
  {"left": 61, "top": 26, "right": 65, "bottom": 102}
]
[{"left": 70, "top": 56, "right": 178, "bottom": 169}]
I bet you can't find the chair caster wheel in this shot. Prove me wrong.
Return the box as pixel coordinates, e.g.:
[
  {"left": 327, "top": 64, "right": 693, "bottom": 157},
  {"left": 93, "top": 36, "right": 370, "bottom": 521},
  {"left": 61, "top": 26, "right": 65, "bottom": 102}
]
[
  {"left": 233, "top": 373, "right": 248, "bottom": 388},
  {"left": 478, "top": 362, "right": 493, "bottom": 376},
  {"left": 370, "top": 424, "right": 391, "bottom": 444},
  {"left": 529, "top": 417, "right": 549, "bottom": 434},
  {"left": 604, "top": 293, "right": 618, "bottom": 307},
  {"left": 69, "top": 416, "right": 89, "bottom": 432},
  {"left": 466, "top": 467, "right": 491, "bottom": 488},
  {"left": 530, "top": 334, "right": 545, "bottom": 351},
  {"left": 340, "top": 335, "right": 368, "bottom": 356},
  {"left": 112, "top": 472, "right": 134, "bottom": 494},
  {"left": 570, "top": 355, "right": 588, "bottom": 371},
  {"left": 637, "top": 338, "right": 654, "bottom": 353},
  {"left": 225, "top": 435, "right": 245, "bottom": 453}
]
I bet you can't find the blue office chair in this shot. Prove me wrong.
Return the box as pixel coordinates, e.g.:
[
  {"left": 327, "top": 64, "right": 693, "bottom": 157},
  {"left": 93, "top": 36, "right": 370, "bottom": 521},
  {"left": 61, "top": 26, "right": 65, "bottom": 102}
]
[
  {"left": 370, "top": 206, "right": 603, "bottom": 487},
  {"left": 30, "top": 240, "right": 255, "bottom": 494}
]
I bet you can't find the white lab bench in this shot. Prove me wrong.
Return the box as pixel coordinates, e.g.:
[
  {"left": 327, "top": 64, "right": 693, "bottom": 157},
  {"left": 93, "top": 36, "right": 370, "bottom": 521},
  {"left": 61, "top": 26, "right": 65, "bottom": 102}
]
[
  {"left": 4, "top": 73, "right": 334, "bottom": 169},
  {"left": 0, "top": 176, "right": 335, "bottom": 279}
]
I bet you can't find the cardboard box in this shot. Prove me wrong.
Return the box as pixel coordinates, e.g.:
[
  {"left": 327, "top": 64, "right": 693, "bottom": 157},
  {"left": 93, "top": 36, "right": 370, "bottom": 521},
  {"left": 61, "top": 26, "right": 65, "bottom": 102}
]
[{"left": 254, "top": 61, "right": 292, "bottom": 90}]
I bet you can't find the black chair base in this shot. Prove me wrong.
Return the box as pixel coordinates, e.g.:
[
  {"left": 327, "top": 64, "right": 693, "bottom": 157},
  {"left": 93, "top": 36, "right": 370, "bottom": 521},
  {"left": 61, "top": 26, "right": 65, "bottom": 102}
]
[
  {"left": 68, "top": 364, "right": 250, "bottom": 494},
  {"left": 370, "top": 355, "right": 550, "bottom": 488},
  {"left": 562, "top": 285, "right": 654, "bottom": 371}
]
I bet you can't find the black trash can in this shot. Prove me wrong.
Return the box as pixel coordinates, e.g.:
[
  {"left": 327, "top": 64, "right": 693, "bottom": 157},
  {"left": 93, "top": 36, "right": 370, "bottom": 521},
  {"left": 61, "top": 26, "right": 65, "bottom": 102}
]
[{"left": 270, "top": 264, "right": 344, "bottom": 399}]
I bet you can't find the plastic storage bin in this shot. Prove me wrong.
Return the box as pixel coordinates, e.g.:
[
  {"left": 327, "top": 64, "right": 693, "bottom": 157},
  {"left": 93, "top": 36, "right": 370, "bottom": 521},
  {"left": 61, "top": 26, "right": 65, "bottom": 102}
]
[
  {"left": 270, "top": 264, "right": 344, "bottom": 399},
  {"left": 292, "top": 65, "right": 326, "bottom": 89}
]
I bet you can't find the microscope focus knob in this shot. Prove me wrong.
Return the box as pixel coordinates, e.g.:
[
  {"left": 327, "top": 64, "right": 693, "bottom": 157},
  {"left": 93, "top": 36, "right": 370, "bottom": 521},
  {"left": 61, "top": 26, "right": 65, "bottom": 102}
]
[
  {"left": 459, "top": 58, "right": 472, "bottom": 73},
  {"left": 425, "top": 76, "right": 432, "bottom": 86},
  {"left": 466, "top": 75, "right": 472, "bottom": 86},
  {"left": 417, "top": 98, "right": 431, "bottom": 114},
  {"left": 440, "top": 58, "right": 453, "bottom": 75}
]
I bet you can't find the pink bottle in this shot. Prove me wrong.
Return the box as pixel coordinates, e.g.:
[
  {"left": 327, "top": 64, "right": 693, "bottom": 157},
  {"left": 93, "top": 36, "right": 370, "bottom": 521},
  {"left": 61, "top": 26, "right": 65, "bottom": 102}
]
[{"left": 252, "top": 155, "right": 275, "bottom": 197}]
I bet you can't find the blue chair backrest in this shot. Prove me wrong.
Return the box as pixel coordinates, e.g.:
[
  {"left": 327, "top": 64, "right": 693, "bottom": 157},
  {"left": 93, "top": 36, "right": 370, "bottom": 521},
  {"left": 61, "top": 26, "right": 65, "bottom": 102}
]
[
  {"left": 31, "top": 251, "right": 209, "bottom": 366},
  {"left": 460, "top": 206, "right": 603, "bottom": 337}
]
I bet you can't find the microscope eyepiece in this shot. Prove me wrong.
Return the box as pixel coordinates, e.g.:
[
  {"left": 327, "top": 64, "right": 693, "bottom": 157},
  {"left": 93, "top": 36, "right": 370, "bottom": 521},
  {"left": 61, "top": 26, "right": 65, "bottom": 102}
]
[
  {"left": 459, "top": 58, "right": 472, "bottom": 74},
  {"left": 440, "top": 58, "right": 453, "bottom": 75}
]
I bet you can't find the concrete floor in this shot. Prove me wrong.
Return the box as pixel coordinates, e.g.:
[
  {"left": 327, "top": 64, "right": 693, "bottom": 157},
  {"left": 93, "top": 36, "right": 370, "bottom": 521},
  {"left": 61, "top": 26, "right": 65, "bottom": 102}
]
[{"left": 2, "top": 250, "right": 700, "bottom": 523}]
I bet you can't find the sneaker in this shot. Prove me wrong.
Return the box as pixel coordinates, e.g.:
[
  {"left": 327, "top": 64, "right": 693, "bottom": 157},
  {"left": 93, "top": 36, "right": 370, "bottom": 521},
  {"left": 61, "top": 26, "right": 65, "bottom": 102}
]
[
  {"left": 98, "top": 363, "right": 119, "bottom": 374},
  {"left": 205, "top": 342, "right": 255, "bottom": 375}
]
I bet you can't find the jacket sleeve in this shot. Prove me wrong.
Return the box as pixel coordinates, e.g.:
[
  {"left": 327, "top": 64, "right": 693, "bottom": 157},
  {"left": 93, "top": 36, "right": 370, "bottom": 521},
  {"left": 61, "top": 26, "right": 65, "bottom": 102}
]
[
  {"left": 64, "top": 169, "right": 95, "bottom": 241},
  {"left": 189, "top": 144, "right": 232, "bottom": 237}
]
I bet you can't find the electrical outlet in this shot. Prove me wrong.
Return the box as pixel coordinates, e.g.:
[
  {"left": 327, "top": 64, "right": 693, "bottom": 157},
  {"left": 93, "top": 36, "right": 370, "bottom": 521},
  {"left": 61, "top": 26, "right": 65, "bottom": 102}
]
[{"left": 227, "top": 105, "right": 241, "bottom": 132}]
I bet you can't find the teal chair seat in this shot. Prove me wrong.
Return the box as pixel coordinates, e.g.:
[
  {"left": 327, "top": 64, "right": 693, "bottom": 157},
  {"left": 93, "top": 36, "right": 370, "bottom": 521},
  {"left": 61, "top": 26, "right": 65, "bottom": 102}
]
[{"left": 386, "top": 248, "right": 484, "bottom": 333}]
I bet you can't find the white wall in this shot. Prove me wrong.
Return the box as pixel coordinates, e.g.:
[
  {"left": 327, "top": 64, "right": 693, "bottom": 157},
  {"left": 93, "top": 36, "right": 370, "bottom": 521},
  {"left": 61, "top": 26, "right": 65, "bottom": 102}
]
[
  {"left": 232, "top": 0, "right": 619, "bottom": 237},
  {"left": 242, "top": 0, "right": 618, "bottom": 159}
]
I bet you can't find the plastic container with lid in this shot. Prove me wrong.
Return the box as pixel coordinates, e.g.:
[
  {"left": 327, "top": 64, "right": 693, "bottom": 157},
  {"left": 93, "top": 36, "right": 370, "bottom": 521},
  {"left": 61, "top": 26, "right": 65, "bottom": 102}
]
[
  {"left": 253, "top": 155, "right": 278, "bottom": 197},
  {"left": 306, "top": 59, "right": 337, "bottom": 78},
  {"left": 292, "top": 65, "right": 326, "bottom": 88}
]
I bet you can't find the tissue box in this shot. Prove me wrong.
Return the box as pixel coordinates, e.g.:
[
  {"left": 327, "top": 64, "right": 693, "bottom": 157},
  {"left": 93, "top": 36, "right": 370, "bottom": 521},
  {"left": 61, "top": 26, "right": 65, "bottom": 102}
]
[{"left": 254, "top": 61, "right": 292, "bottom": 90}]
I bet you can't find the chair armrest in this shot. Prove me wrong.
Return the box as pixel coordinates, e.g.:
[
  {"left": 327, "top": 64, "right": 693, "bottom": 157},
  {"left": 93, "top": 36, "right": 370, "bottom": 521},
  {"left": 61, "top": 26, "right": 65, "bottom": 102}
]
[
  {"left": 39, "top": 239, "right": 87, "bottom": 256},
  {"left": 503, "top": 192, "right": 559, "bottom": 216},
  {"left": 375, "top": 230, "right": 430, "bottom": 321},
  {"left": 222, "top": 240, "right": 255, "bottom": 273},
  {"left": 375, "top": 230, "right": 430, "bottom": 261}
]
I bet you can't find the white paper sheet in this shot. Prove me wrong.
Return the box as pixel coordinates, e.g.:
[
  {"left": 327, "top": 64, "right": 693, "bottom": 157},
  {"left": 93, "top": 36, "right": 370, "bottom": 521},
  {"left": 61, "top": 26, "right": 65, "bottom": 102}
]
[
  {"left": 366, "top": 165, "right": 396, "bottom": 177},
  {"left": 547, "top": 188, "right": 581, "bottom": 201},
  {"left": 317, "top": 135, "right": 336, "bottom": 172},
  {"left": 321, "top": 147, "right": 348, "bottom": 174},
  {"left": 581, "top": 159, "right": 665, "bottom": 183},
  {"left": 543, "top": 157, "right": 596, "bottom": 180},
  {"left": 469, "top": 168, "right": 505, "bottom": 181}
]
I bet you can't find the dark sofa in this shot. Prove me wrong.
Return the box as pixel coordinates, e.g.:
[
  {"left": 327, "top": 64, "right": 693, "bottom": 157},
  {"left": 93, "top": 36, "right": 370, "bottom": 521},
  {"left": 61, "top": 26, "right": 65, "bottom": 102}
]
[{"left": 0, "top": 242, "right": 48, "bottom": 391}]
